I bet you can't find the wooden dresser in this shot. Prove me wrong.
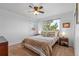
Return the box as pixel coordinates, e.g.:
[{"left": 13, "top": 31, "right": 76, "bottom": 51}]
[{"left": 0, "top": 36, "right": 8, "bottom": 56}]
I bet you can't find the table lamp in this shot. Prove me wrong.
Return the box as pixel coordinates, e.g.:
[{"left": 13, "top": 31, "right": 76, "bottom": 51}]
[{"left": 61, "top": 31, "right": 66, "bottom": 38}]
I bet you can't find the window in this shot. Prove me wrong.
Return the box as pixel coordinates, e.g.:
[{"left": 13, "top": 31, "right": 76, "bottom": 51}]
[{"left": 43, "top": 19, "right": 60, "bottom": 32}]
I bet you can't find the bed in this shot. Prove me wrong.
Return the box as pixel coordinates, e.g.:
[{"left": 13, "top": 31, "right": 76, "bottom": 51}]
[{"left": 22, "top": 32, "right": 59, "bottom": 56}]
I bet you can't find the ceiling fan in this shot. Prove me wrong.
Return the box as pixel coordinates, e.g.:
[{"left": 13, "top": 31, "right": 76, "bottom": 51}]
[{"left": 28, "top": 4, "right": 44, "bottom": 15}]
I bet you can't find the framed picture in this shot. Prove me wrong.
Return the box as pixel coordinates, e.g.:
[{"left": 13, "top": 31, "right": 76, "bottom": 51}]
[{"left": 63, "top": 23, "right": 70, "bottom": 28}]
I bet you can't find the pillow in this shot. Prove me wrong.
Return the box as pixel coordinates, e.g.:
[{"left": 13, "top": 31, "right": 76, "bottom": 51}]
[
  {"left": 41, "top": 31, "right": 48, "bottom": 37},
  {"left": 41, "top": 31, "right": 59, "bottom": 37},
  {"left": 47, "top": 32, "right": 55, "bottom": 37},
  {"left": 55, "top": 31, "right": 59, "bottom": 37}
]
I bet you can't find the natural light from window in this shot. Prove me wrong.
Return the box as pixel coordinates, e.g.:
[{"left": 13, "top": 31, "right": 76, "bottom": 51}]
[{"left": 43, "top": 19, "right": 60, "bottom": 31}]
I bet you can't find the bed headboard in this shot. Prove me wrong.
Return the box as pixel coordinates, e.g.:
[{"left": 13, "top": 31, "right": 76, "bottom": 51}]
[{"left": 41, "top": 31, "right": 59, "bottom": 37}]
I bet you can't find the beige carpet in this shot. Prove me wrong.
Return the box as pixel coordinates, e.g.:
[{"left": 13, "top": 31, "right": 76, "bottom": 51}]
[{"left": 8, "top": 43, "right": 74, "bottom": 56}]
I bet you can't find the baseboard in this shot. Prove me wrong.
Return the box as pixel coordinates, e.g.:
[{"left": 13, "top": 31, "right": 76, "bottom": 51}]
[{"left": 8, "top": 41, "right": 22, "bottom": 46}]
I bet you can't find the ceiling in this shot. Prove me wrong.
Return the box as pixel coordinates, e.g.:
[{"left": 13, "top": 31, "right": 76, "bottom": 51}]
[{"left": 0, "top": 3, "right": 75, "bottom": 19}]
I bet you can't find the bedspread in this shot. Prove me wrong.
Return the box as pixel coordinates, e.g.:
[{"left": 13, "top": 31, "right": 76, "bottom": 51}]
[{"left": 22, "top": 37, "right": 53, "bottom": 56}]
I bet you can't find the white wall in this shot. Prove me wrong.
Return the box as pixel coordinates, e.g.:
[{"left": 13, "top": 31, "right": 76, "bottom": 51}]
[
  {"left": 38, "top": 12, "right": 75, "bottom": 47},
  {"left": 75, "top": 24, "right": 79, "bottom": 55},
  {"left": 0, "top": 9, "right": 36, "bottom": 46}
]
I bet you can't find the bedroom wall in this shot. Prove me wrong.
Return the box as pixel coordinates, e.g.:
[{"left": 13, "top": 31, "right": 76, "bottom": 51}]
[
  {"left": 38, "top": 12, "right": 75, "bottom": 47},
  {"left": 0, "top": 9, "right": 37, "bottom": 46},
  {"left": 75, "top": 24, "right": 79, "bottom": 55}
]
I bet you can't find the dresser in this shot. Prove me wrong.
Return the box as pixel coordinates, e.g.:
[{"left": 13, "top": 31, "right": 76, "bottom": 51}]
[{"left": 0, "top": 36, "right": 8, "bottom": 56}]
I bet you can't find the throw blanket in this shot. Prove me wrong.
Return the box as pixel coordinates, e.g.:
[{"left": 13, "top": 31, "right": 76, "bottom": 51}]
[{"left": 22, "top": 38, "right": 53, "bottom": 56}]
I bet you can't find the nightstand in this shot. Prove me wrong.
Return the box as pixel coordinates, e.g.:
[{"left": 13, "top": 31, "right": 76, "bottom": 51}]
[{"left": 58, "top": 37, "right": 69, "bottom": 47}]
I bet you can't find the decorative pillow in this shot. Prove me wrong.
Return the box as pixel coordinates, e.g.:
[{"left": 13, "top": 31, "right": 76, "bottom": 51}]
[
  {"left": 41, "top": 31, "right": 48, "bottom": 37},
  {"left": 41, "top": 31, "right": 59, "bottom": 37},
  {"left": 54, "top": 31, "right": 59, "bottom": 37},
  {"left": 47, "top": 32, "right": 55, "bottom": 37}
]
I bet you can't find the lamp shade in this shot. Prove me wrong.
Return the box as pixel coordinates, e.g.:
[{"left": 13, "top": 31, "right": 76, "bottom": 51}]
[{"left": 61, "top": 32, "right": 66, "bottom": 37}]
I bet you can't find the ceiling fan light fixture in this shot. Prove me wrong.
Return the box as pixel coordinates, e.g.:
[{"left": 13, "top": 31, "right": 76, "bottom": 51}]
[
  {"left": 28, "top": 3, "right": 44, "bottom": 15},
  {"left": 34, "top": 11, "right": 39, "bottom": 15}
]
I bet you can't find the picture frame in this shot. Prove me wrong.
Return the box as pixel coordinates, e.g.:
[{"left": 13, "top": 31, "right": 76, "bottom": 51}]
[{"left": 63, "top": 23, "right": 70, "bottom": 28}]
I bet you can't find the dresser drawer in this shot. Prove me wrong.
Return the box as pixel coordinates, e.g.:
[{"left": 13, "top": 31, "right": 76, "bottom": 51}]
[{"left": 0, "top": 42, "right": 8, "bottom": 56}]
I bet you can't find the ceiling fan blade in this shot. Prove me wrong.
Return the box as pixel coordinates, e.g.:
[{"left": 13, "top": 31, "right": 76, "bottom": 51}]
[
  {"left": 30, "top": 3, "right": 34, "bottom": 6},
  {"left": 39, "top": 11, "right": 44, "bottom": 13},
  {"left": 39, "top": 6, "right": 43, "bottom": 9},
  {"left": 29, "top": 3, "right": 34, "bottom": 8},
  {"left": 29, "top": 5, "right": 33, "bottom": 8}
]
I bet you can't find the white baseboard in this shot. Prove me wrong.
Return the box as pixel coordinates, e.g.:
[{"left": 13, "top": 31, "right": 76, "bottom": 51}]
[{"left": 8, "top": 41, "right": 22, "bottom": 46}]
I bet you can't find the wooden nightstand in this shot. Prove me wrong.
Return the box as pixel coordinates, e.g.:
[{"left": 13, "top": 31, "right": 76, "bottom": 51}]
[{"left": 58, "top": 37, "right": 69, "bottom": 47}]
